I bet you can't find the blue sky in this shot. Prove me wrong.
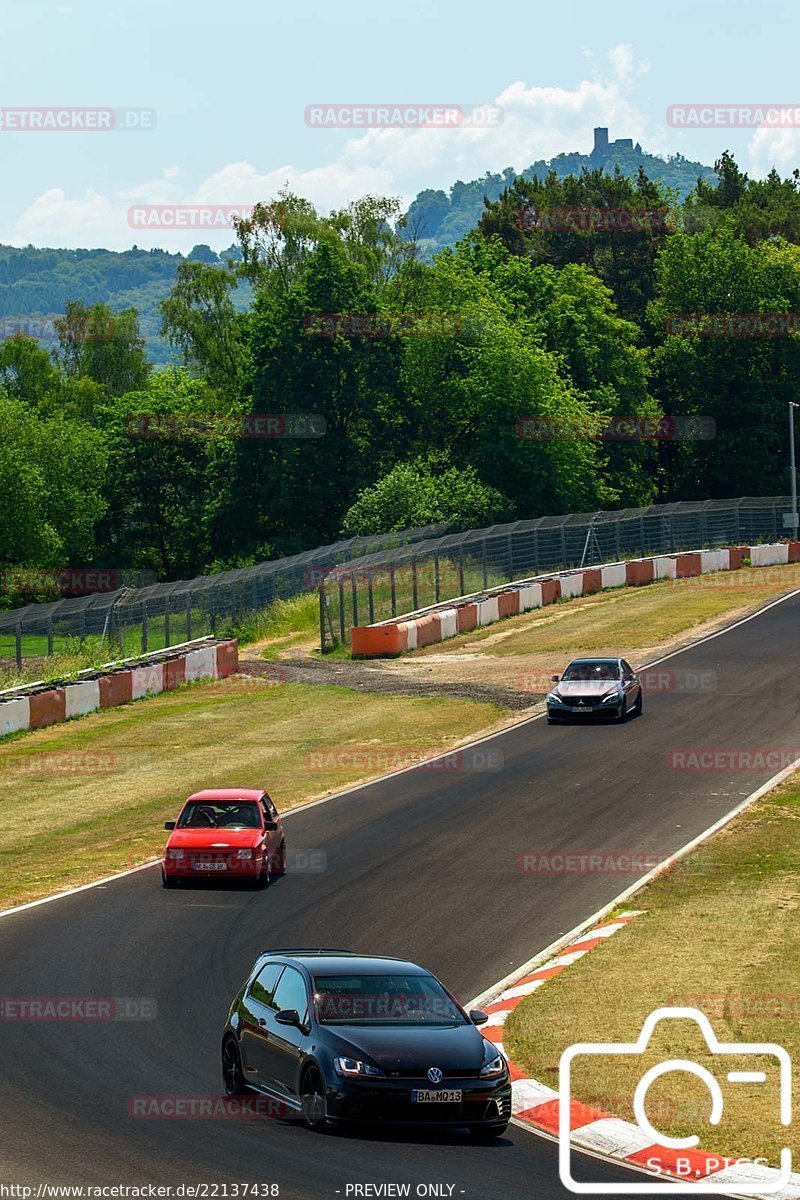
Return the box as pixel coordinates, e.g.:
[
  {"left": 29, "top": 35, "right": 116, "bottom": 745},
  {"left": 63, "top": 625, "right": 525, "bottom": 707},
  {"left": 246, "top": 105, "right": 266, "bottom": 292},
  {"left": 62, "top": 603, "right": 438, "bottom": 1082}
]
[{"left": 0, "top": 0, "right": 795, "bottom": 250}]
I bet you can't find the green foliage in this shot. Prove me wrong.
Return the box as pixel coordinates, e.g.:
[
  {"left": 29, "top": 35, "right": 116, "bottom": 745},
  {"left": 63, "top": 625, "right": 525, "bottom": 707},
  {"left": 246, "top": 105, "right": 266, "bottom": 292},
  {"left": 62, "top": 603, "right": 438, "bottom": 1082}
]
[{"left": 341, "top": 457, "right": 511, "bottom": 535}]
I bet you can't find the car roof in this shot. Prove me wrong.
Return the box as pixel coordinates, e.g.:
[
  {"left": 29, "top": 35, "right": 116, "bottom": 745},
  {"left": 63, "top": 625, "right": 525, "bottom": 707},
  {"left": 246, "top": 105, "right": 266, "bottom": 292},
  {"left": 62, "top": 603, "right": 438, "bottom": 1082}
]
[
  {"left": 185, "top": 789, "right": 264, "bottom": 802},
  {"left": 566, "top": 657, "right": 621, "bottom": 665},
  {"left": 258, "top": 950, "right": 430, "bottom": 976}
]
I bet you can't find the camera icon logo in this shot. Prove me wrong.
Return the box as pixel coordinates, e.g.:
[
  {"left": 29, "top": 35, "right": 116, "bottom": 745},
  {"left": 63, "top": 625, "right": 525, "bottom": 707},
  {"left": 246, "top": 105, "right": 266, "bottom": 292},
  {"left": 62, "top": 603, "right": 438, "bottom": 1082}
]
[{"left": 558, "top": 1007, "right": 792, "bottom": 1194}]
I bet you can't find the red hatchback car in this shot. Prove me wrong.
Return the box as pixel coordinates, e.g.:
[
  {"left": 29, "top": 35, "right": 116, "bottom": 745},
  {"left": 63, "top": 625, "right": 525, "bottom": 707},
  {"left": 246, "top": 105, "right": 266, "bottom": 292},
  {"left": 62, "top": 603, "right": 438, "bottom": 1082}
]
[{"left": 161, "top": 789, "right": 286, "bottom": 888}]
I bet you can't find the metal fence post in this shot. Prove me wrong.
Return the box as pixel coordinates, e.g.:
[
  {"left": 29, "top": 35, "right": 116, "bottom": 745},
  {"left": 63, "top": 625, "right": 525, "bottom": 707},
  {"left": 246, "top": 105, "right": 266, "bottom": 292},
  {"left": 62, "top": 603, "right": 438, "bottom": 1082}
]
[
  {"left": 186, "top": 595, "right": 192, "bottom": 642},
  {"left": 482, "top": 541, "right": 488, "bottom": 590},
  {"left": 47, "top": 619, "right": 54, "bottom": 657},
  {"left": 368, "top": 572, "right": 375, "bottom": 624},
  {"left": 412, "top": 558, "right": 419, "bottom": 610},
  {"left": 319, "top": 584, "right": 326, "bottom": 652},
  {"left": 458, "top": 546, "right": 465, "bottom": 596},
  {"left": 15, "top": 622, "right": 22, "bottom": 669},
  {"left": 351, "top": 572, "right": 359, "bottom": 628},
  {"left": 390, "top": 566, "right": 396, "bottom": 617},
  {"left": 164, "top": 602, "right": 170, "bottom": 649},
  {"left": 434, "top": 555, "right": 440, "bottom": 603},
  {"left": 338, "top": 578, "right": 346, "bottom": 643},
  {"left": 141, "top": 605, "right": 148, "bottom": 654}
]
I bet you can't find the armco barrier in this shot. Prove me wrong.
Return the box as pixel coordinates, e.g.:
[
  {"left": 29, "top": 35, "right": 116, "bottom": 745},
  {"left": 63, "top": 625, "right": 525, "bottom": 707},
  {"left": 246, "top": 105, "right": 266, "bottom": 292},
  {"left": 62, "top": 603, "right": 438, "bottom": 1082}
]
[
  {"left": 99, "top": 671, "right": 133, "bottom": 708},
  {"left": 0, "top": 638, "right": 237, "bottom": 740},
  {"left": 350, "top": 542, "right": 799, "bottom": 657},
  {"left": 29, "top": 688, "right": 66, "bottom": 730},
  {"left": 131, "top": 663, "right": 164, "bottom": 700},
  {"left": 625, "top": 559, "right": 653, "bottom": 586},
  {"left": 64, "top": 680, "right": 101, "bottom": 720},
  {"left": 751, "top": 543, "right": 789, "bottom": 567},
  {"left": 0, "top": 696, "right": 29, "bottom": 737}
]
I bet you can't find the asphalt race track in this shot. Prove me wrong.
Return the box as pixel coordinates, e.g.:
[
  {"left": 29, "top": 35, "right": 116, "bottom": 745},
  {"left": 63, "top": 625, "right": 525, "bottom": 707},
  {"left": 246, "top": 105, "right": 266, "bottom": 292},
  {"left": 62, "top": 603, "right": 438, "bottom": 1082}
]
[{"left": 2, "top": 592, "right": 798, "bottom": 1198}]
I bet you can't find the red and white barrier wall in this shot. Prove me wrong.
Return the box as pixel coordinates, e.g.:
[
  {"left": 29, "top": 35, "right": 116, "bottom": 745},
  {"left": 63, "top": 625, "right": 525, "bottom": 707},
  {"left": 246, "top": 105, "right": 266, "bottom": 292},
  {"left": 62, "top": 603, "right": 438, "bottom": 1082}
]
[
  {"left": 0, "top": 637, "right": 238, "bottom": 739},
  {"left": 350, "top": 542, "right": 800, "bottom": 657}
]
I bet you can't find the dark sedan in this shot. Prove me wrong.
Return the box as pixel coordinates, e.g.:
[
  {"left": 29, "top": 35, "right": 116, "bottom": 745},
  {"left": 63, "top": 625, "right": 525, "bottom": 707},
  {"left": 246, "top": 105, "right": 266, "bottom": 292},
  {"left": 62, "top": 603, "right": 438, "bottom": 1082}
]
[
  {"left": 546, "top": 656, "right": 643, "bottom": 723},
  {"left": 221, "top": 951, "right": 511, "bottom": 1138}
]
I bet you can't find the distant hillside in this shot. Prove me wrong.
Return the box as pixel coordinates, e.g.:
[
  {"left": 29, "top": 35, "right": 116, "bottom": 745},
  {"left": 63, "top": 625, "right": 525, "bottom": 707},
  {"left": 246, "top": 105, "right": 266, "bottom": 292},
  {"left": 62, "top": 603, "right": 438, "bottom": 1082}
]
[
  {"left": 0, "top": 243, "right": 249, "bottom": 365},
  {"left": 0, "top": 135, "right": 717, "bottom": 361},
  {"left": 402, "top": 132, "right": 718, "bottom": 256}
]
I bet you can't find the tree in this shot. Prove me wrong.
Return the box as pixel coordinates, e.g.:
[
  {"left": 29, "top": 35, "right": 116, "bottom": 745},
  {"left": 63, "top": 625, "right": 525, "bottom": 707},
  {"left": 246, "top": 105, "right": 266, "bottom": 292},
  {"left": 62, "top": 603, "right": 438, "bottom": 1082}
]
[
  {"left": 341, "top": 456, "right": 510, "bottom": 535},
  {"left": 55, "top": 301, "right": 150, "bottom": 397},
  {"left": 649, "top": 231, "right": 800, "bottom": 497},
  {"left": 0, "top": 389, "right": 107, "bottom": 566},
  {"left": 160, "top": 259, "right": 248, "bottom": 399}
]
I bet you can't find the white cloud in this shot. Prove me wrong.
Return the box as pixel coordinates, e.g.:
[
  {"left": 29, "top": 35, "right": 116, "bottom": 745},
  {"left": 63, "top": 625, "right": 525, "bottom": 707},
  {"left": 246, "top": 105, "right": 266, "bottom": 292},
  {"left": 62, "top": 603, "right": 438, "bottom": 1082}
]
[
  {"left": 748, "top": 126, "right": 800, "bottom": 177},
  {"left": 10, "top": 46, "right": 659, "bottom": 251}
]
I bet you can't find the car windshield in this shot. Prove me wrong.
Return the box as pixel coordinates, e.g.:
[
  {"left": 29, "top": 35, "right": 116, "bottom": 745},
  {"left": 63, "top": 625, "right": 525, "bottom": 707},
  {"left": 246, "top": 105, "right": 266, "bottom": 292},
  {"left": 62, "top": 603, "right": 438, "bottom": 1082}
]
[
  {"left": 177, "top": 801, "right": 262, "bottom": 829},
  {"left": 561, "top": 661, "right": 620, "bottom": 683},
  {"left": 313, "top": 973, "right": 468, "bottom": 1026}
]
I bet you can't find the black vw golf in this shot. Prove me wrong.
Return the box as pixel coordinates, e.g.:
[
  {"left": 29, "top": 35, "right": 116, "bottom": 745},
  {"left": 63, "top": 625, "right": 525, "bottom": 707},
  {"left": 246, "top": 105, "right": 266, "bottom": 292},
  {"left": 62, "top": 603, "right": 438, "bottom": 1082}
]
[{"left": 221, "top": 950, "right": 511, "bottom": 1138}]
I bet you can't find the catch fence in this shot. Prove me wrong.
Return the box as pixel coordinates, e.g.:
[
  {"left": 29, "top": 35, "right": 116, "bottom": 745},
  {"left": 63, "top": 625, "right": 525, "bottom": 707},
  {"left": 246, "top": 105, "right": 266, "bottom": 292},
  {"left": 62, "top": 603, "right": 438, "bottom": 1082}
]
[{"left": 319, "top": 497, "right": 793, "bottom": 650}]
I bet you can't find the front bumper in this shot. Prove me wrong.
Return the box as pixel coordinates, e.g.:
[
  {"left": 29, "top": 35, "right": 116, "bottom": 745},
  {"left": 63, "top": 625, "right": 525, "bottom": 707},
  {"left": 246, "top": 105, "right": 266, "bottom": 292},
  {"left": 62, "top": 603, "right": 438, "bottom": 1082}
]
[
  {"left": 324, "top": 1074, "right": 512, "bottom": 1126},
  {"left": 162, "top": 857, "right": 263, "bottom": 879},
  {"left": 547, "top": 696, "right": 621, "bottom": 720}
]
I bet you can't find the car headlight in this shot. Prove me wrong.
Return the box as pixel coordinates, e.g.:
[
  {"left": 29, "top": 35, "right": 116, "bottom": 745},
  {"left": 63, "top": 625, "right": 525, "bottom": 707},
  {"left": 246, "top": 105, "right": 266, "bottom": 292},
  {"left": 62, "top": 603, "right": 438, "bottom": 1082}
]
[
  {"left": 236, "top": 849, "right": 254, "bottom": 860},
  {"left": 480, "top": 1051, "right": 507, "bottom": 1079},
  {"left": 546, "top": 691, "right": 560, "bottom": 703},
  {"left": 601, "top": 690, "right": 621, "bottom": 703},
  {"left": 166, "top": 849, "right": 184, "bottom": 860},
  {"left": 333, "top": 1057, "right": 385, "bottom": 1078}
]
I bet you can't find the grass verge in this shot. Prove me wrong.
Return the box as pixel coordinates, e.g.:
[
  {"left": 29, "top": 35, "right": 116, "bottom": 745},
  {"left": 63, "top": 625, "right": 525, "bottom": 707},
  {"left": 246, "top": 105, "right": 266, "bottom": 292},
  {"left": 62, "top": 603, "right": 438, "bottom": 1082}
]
[
  {"left": 0, "top": 677, "right": 504, "bottom": 910},
  {"left": 504, "top": 770, "right": 800, "bottom": 1164}
]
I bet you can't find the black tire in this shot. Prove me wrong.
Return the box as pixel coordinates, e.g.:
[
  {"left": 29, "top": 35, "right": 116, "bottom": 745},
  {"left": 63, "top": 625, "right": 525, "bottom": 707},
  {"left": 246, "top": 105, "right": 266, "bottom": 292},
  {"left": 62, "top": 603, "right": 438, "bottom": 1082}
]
[
  {"left": 469, "top": 1122, "right": 509, "bottom": 1141},
  {"left": 271, "top": 840, "right": 287, "bottom": 876},
  {"left": 161, "top": 871, "right": 176, "bottom": 889},
  {"left": 222, "top": 1037, "right": 247, "bottom": 1096},
  {"left": 255, "top": 855, "right": 271, "bottom": 889},
  {"left": 633, "top": 691, "right": 643, "bottom": 716},
  {"left": 615, "top": 698, "right": 628, "bottom": 724},
  {"left": 300, "top": 1065, "right": 327, "bottom": 1131}
]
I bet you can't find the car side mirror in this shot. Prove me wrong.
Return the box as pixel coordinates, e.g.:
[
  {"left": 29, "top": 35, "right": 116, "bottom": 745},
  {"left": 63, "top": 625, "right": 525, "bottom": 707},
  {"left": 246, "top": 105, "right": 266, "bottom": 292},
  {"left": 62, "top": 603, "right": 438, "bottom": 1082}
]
[
  {"left": 275, "top": 1008, "right": 302, "bottom": 1027},
  {"left": 550, "top": 675, "right": 560, "bottom": 683},
  {"left": 469, "top": 1009, "right": 489, "bottom": 1026},
  {"left": 263, "top": 820, "right": 278, "bottom": 831},
  {"left": 164, "top": 821, "right": 176, "bottom": 831}
]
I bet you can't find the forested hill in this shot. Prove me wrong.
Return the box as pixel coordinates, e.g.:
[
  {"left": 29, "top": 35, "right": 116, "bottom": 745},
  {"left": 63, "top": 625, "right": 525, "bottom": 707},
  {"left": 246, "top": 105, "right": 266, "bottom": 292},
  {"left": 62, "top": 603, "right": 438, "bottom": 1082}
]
[
  {"left": 403, "top": 145, "right": 717, "bottom": 255},
  {"left": 0, "top": 243, "right": 246, "bottom": 364},
  {"left": 0, "top": 141, "right": 715, "bottom": 361}
]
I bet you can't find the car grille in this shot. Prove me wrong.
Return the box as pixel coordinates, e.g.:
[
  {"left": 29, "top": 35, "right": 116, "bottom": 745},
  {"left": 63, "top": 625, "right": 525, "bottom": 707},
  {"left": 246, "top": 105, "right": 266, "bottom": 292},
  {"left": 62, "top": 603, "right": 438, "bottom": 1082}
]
[
  {"left": 566, "top": 695, "right": 604, "bottom": 707},
  {"left": 385, "top": 1068, "right": 478, "bottom": 1079}
]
